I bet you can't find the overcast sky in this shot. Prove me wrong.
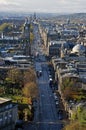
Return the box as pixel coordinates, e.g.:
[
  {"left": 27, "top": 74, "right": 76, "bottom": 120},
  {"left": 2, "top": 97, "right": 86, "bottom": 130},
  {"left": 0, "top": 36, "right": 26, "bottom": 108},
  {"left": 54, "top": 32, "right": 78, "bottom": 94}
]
[{"left": 0, "top": 0, "right": 86, "bottom": 13}]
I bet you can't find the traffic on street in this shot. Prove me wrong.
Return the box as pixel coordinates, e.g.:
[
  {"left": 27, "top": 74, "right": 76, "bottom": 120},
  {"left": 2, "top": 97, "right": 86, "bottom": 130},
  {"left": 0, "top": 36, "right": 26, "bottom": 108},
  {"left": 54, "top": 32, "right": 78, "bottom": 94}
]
[{"left": 24, "top": 24, "right": 64, "bottom": 130}]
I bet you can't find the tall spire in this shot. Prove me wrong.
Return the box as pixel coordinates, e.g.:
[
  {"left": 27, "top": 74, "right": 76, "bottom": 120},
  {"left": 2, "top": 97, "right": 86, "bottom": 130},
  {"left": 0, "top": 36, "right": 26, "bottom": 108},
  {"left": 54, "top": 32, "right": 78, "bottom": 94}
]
[{"left": 33, "top": 12, "right": 36, "bottom": 20}]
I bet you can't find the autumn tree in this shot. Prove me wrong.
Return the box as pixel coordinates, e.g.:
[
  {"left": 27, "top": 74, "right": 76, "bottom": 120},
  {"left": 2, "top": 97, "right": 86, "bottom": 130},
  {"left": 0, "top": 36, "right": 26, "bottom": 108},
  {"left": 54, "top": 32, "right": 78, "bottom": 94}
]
[
  {"left": 22, "top": 68, "right": 39, "bottom": 99},
  {"left": 5, "top": 68, "right": 23, "bottom": 94},
  {"left": 30, "top": 32, "right": 34, "bottom": 43},
  {"left": 61, "top": 77, "right": 82, "bottom": 101},
  {"left": 22, "top": 82, "right": 38, "bottom": 99},
  {"left": 24, "top": 68, "right": 36, "bottom": 85},
  {"left": 61, "top": 78, "right": 74, "bottom": 92},
  {"left": 63, "top": 108, "right": 86, "bottom": 130},
  {"left": 0, "top": 23, "right": 12, "bottom": 32},
  {"left": 63, "top": 121, "right": 86, "bottom": 130},
  {"left": 6, "top": 68, "right": 23, "bottom": 85}
]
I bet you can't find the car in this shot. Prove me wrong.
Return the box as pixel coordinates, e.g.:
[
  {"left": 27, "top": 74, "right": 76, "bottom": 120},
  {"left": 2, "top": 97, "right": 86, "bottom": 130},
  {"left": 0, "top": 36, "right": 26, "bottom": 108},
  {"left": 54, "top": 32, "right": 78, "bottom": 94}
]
[
  {"left": 58, "top": 110, "right": 63, "bottom": 114},
  {"left": 49, "top": 78, "right": 53, "bottom": 86},
  {"left": 58, "top": 113, "right": 63, "bottom": 120},
  {"left": 36, "top": 70, "right": 42, "bottom": 77},
  {"left": 55, "top": 101, "right": 59, "bottom": 105},
  {"left": 54, "top": 95, "right": 59, "bottom": 101},
  {"left": 15, "top": 120, "right": 24, "bottom": 129},
  {"left": 58, "top": 110, "right": 63, "bottom": 120},
  {"left": 53, "top": 92, "right": 56, "bottom": 96},
  {"left": 49, "top": 74, "right": 52, "bottom": 78},
  {"left": 39, "top": 70, "right": 42, "bottom": 76}
]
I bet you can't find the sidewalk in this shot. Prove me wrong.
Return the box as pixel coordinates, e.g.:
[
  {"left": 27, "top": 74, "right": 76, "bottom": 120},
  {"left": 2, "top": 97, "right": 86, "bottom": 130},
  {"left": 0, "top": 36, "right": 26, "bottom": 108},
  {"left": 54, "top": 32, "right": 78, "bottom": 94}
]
[
  {"left": 33, "top": 99, "right": 40, "bottom": 122},
  {"left": 56, "top": 91, "right": 69, "bottom": 120}
]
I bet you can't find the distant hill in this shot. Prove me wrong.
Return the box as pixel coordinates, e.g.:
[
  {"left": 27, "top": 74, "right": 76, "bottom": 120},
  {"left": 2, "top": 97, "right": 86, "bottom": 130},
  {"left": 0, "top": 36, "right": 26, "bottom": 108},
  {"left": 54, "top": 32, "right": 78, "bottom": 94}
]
[
  {"left": 55, "top": 13, "right": 86, "bottom": 20},
  {"left": 0, "top": 12, "right": 86, "bottom": 20}
]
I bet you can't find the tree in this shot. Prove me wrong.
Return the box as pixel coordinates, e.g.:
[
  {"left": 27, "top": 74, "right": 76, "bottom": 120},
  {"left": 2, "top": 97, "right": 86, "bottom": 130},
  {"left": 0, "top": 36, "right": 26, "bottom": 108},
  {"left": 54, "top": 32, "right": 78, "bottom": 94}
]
[
  {"left": 77, "top": 107, "right": 86, "bottom": 124},
  {"left": 5, "top": 68, "right": 23, "bottom": 94},
  {"left": 80, "top": 109, "right": 86, "bottom": 123},
  {"left": 63, "top": 108, "right": 86, "bottom": 130},
  {"left": 22, "top": 82, "right": 39, "bottom": 99},
  {"left": 63, "top": 121, "right": 86, "bottom": 130},
  {"left": 30, "top": 32, "right": 34, "bottom": 43},
  {"left": 24, "top": 68, "right": 36, "bottom": 85},
  {"left": 0, "top": 23, "right": 12, "bottom": 32},
  {"left": 6, "top": 68, "right": 23, "bottom": 85},
  {"left": 61, "top": 78, "right": 74, "bottom": 92},
  {"left": 23, "top": 68, "right": 38, "bottom": 100}
]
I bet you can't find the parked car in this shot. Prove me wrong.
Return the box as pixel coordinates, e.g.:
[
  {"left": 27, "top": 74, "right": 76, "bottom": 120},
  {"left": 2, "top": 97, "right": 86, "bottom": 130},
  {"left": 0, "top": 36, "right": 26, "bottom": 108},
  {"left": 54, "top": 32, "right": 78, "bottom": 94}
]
[
  {"left": 54, "top": 95, "right": 59, "bottom": 101},
  {"left": 58, "top": 113, "right": 63, "bottom": 120},
  {"left": 15, "top": 120, "right": 24, "bottom": 130},
  {"left": 55, "top": 101, "right": 59, "bottom": 105},
  {"left": 49, "top": 78, "right": 53, "bottom": 86},
  {"left": 58, "top": 110, "right": 63, "bottom": 120},
  {"left": 36, "top": 70, "right": 42, "bottom": 77}
]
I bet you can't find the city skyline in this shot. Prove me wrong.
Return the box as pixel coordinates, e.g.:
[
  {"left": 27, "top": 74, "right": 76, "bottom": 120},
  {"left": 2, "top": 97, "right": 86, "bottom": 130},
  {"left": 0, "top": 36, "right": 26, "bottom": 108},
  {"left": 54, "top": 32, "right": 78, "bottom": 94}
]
[{"left": 0, "top": 0, "right": 86, "bottom": 13}]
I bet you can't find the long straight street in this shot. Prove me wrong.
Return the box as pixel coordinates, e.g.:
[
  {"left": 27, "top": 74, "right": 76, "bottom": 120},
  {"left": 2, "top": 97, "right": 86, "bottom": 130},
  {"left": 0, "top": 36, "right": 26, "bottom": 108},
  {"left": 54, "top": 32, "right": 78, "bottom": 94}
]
[
  {"left": 24, "top": 56, "right": 64, "bottom": 130},
  {"left": 34, "top": 56, "right": 63, "bottom": 130},
  {"left": 0, "top": 4, "right": 86, "bottom": 130},
  {"left": 24, "top": 24, "right": 64, "bottom": 130}
]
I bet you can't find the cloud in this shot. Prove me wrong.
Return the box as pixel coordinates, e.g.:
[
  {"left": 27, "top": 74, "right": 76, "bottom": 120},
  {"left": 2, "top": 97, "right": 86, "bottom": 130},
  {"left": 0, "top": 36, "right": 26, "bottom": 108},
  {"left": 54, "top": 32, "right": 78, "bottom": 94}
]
[
  {"left": 0, "top": 0, "right": 20, "bottom": 12},
  {"left": 0, "top": 0, "right": 19, "bottom": 6},
  {"left": 0, "top": 0, "right": 8, "bottom": 5},
  {"left": 0, "top": 0, "right": 86, "bottom": 13}
]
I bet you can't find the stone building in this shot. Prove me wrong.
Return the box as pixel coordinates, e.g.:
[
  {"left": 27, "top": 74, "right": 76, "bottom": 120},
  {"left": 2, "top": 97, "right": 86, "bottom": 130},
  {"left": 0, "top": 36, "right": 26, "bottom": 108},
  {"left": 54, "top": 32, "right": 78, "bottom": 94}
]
[{"left": 0, "top": 97, "right": 18, "bottom": 130}]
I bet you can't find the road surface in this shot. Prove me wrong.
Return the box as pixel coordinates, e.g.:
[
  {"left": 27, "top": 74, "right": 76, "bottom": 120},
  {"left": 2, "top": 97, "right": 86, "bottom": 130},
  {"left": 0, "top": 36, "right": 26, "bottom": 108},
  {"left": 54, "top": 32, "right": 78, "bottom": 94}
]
[
  {"left": 24, "top": 24, "right": 64, "bottom": 130},
  {"left": 34, "top": 55, "right": 63, "bottom": 130}
]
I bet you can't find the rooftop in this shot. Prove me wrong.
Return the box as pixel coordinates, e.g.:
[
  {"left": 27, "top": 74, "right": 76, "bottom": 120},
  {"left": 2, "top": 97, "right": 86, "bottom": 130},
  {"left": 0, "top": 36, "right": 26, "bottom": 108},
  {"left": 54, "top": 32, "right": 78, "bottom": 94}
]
[
  {"left": 0, "top": 97, "right": 11, "bottom": 104},
  {"left": 72, "top": 44, "right": 85, "bottom": 53}
]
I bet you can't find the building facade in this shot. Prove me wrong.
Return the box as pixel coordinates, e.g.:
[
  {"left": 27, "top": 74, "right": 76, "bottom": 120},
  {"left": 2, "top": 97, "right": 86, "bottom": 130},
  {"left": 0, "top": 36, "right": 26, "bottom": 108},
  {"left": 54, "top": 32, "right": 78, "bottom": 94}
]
[{"left": 0, "top": 98, "right": 18, "bottom": 130}]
